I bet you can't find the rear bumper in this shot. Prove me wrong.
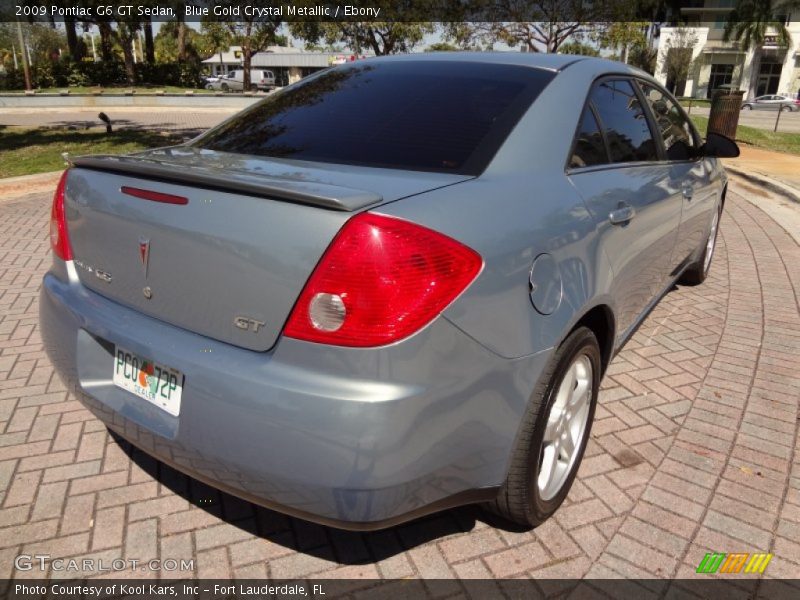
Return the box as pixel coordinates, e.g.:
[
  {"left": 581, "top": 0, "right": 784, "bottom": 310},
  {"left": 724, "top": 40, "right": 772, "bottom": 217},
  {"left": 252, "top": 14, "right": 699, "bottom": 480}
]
[{"left": 40, "top": 267, "right": 550, "bottom": 529}]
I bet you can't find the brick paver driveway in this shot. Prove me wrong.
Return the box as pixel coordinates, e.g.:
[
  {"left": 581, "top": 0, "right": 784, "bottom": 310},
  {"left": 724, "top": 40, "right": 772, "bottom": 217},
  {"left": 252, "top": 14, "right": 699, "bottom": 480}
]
[{"left": 1, "top": 184, "right": 799, "bottom": 584}]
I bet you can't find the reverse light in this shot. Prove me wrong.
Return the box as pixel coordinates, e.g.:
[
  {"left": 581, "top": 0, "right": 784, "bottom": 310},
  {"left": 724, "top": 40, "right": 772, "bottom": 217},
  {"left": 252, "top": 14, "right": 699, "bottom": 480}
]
[
  {"left": 284, "top": 213, "right": 483, "bottom": 347},
  {"left": 50, "top": 170, "right": 73, "bottom": 261}
]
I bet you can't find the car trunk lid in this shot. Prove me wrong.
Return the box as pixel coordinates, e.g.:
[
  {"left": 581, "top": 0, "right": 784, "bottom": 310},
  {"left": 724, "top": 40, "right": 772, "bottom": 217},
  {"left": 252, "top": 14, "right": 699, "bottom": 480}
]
[{"left": 64, "top": 149, "right": 472, "bottom": 351}]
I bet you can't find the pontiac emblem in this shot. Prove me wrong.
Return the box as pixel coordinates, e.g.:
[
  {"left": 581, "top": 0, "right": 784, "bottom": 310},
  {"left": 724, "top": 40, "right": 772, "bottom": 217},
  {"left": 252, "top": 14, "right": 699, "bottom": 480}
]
[{"left": 138, "top": 237, "right": 150, "bottom": 278}]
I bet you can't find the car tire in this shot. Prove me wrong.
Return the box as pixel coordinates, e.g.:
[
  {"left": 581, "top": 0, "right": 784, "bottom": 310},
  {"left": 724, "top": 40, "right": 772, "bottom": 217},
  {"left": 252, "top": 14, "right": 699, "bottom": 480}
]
[
  {"left": 485, "top": 326, "right": 600, "bottom": 528},
  {"left": 205, "top": 84, "right": 213, "bottom": 90},
  {"left": 742, "top": 104, "right": 752, "bottom": 110},
  {"left": 680, "top": 202, "right": 722, "bottom": 286},
  {"left": 782, "top": 105, "right": 791, "bottom": 112},
  {"left": 221, "top": 83, "right": 229, "bottom": 91}
]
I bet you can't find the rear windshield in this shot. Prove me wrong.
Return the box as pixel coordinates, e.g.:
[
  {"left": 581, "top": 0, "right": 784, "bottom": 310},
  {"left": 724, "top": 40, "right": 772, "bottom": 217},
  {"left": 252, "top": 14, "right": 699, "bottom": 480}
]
[{"left": 193, "top": 61, "right": 555, "bottom": 175}]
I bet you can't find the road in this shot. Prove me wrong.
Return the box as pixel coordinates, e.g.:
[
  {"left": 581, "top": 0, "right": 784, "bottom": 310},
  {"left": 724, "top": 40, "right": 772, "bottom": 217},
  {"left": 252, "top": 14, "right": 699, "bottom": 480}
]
[{"left": 1, "top": 180, "right": 799, "bottom": 589}]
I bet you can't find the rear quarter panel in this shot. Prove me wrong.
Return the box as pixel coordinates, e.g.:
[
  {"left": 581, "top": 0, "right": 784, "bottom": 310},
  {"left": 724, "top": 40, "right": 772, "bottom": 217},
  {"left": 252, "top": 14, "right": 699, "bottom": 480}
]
[{"left": 380, "top": 60, "right": 628, "bottom": 360}]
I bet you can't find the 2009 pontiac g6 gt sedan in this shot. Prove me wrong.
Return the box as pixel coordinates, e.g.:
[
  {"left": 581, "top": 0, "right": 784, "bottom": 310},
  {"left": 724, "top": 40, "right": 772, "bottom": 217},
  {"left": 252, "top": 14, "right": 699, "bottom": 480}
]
[{"left": 41, "top": 53, "right": 738, "bottom": 530}]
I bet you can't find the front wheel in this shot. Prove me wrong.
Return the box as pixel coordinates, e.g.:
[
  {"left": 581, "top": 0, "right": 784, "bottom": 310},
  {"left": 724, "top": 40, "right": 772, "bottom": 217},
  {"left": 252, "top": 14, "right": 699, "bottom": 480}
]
[
  {"left": 680, "top": 203, "right": 721, "bottom": 286},
  {"left": 485, "top": 327, "right": 600, "bottom": 528},
  {"left": 742, "top": 104, "right": 752, "bottom": 110}
]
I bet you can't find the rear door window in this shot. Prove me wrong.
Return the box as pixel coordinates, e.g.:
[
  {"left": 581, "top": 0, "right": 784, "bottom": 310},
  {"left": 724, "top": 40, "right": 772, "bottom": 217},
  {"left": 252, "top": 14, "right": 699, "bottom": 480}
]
[
  {"left": 194, "top": 61, "right": 555, "bottom": 175},
  {"left": 589, "top": 79, "right": 659, "bottom": 164},
  {"left": 569, "top": 108, "right": 609, "bottom": 169}
]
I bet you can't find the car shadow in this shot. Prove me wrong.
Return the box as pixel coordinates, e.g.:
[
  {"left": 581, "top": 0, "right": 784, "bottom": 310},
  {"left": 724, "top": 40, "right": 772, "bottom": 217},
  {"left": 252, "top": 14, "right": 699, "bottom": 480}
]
[{"left": 112, "top": 431, "right": 522, "bottom": 564}]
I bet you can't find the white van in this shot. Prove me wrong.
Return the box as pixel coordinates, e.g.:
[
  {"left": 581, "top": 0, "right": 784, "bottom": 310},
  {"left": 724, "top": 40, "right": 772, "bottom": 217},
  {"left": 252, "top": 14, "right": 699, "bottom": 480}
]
[{"left": 209, "top": 69, "right": 276, "bottom": 92}]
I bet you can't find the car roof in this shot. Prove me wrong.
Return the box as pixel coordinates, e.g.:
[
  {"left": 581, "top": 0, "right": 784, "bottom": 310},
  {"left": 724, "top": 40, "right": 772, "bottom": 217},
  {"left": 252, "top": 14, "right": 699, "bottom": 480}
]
[{"left": 363, "top": 52, "right": 639, "bottom": 74}]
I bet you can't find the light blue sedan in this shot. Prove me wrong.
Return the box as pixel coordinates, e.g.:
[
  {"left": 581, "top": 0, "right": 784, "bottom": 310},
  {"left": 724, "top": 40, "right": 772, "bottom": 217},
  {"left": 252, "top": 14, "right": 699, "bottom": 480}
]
[{"left": 40, "top": 53, "right": 737, "bottom": 530}]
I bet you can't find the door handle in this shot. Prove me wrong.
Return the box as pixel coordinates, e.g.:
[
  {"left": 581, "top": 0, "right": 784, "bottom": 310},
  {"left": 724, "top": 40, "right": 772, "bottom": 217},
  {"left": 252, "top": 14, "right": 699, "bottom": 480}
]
[
  {"left": 609, "top": 204, "right": 635, "bottom": 225},
  {"left": 682, "top": 183, "right": 694, "bottom": 200}
]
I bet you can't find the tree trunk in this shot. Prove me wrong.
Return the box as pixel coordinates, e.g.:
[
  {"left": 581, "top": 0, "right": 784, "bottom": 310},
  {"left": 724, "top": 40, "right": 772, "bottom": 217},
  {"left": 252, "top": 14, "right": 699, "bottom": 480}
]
[
  {"left": 749, "top": 50, "right": 761, "bottom": 99},
  {"left": 144, "top": 17, "right": 155, "bottom": 64},
  {"left": 177, "top": 18, "right": 187, "bottom": 61},
  {"left": 243, "top": 47, "right": 251, "bottom": 89},
  {"left": 64, "top": 17, "right": 82, "bottom": 61},
  {"left": 98, "top": 22, "right": 114, "bottom": 62}
]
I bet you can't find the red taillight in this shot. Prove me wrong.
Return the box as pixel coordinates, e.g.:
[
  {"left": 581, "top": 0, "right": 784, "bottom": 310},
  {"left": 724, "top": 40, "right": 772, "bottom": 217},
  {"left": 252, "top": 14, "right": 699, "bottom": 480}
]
[
  {"left": 50, "top": 170, "right": 72, "bottom": 261},
  {"left": 284, "top": 213, "right": 482, "bottom": 347},
  {"left": 121, "top": 186, "right": 188, "bottom": 205}
]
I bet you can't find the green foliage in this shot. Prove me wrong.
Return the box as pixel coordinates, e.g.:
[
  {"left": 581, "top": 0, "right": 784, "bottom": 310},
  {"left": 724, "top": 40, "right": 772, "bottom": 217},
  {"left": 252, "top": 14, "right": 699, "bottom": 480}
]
[
  {"left": 595, "top": 22, "right": 648, "bottom": 63},
  {"left": 425, "top": 42, "right": 460, "bottom": 52},
  {"left": 628, "top": 44, "right": 658, "bottom": 74},
  {"left": 290, "top": 22, "right": 434, "bottom": 55},
  {"left": 723, "top": 0, "right": 800, "bottom": 50},
  {"left": 558, "top": 41, "right": 600, "bottom": 57}
]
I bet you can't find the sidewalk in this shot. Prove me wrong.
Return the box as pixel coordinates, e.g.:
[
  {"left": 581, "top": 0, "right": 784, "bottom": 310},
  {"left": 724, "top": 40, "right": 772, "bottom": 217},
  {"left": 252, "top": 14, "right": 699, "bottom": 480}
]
[{"left": 723, "top": 145, "right": 800, "bottom": 200}]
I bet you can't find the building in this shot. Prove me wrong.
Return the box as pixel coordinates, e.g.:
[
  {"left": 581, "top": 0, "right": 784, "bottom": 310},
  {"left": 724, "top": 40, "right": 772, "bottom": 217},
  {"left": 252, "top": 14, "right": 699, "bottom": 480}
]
[
  {"left": 654, "top": 0, "right": 800, "bottom": 99},
  {"left": 202, "top": 46, "right": 369, "bottom": 87}
]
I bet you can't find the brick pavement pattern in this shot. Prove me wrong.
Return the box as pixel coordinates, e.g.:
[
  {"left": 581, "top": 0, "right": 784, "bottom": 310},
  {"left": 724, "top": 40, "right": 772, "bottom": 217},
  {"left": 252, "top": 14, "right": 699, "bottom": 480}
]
[{"left": 1, "top": 185, "right": 799, "bottom": 588}]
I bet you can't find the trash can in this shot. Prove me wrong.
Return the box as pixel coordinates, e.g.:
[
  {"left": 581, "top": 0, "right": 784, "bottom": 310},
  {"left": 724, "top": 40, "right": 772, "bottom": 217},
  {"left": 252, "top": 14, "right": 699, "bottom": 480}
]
[{"left": 707, "top": 89, "right": 745, "bottom": 139}]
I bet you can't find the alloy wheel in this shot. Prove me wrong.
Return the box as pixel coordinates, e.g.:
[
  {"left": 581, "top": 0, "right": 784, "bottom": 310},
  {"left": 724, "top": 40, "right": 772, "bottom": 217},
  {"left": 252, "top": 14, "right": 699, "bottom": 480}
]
[
  {"left": 704, "top": 208, "right": 720, "bottom": 275},
  {"left": 537, "top": 354, "right": 593, "bottom": 501}
]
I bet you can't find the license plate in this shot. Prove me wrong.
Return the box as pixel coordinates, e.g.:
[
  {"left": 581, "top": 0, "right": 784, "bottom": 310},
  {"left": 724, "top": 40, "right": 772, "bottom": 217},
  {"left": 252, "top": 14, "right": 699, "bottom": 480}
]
[{"left": 112, "top": 346, "right": 184, "bottom": 417}]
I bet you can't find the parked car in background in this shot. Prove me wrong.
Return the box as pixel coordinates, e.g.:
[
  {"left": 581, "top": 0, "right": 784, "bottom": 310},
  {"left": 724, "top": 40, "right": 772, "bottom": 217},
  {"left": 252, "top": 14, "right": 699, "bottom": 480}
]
[
  {"left": 41, "top": 54, "right": 738, "bottom": 531},
  {"left": 741, "top": 94, "right": 800, "bottom": 111},
  {"left": 207, "top": 69, "right": 276, "bottom": 91},
  {"left": 202, "top": 75, "right": 220, "bottom": 89}
]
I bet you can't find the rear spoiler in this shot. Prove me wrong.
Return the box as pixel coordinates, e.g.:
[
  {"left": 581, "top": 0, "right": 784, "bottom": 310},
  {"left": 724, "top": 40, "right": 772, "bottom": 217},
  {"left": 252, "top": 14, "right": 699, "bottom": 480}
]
[{"left": 69, "top": 155, "right": 382, "bottom": 212}]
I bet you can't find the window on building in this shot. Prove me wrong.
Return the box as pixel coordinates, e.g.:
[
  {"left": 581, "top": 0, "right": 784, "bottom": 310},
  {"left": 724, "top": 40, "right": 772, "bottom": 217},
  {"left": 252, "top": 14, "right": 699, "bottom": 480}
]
[{"left": 707, "top": 63, "right": 734, "bottom": 98}]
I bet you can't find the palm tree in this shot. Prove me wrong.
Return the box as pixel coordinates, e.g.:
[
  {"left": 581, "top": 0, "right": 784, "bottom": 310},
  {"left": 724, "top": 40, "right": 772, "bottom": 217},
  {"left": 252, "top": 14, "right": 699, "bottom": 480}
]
[{"left": 723, "top": 0, "right": 800, "bottom": 97}]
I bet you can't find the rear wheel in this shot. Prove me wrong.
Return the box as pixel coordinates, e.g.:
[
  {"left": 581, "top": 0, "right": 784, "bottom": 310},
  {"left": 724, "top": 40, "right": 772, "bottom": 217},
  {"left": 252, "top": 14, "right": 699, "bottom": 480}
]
[
  {"left": 486, "top": 327, "right": 600, "bottom": 528},
  {"left": 782, "top": 105, "right": 792, "bottom": 112},
  {"left": 742, "top": 104, "right": 752, "bottom": 110},
  {"left": 681, "top": 202, "right": 721, "bottom": 286}
]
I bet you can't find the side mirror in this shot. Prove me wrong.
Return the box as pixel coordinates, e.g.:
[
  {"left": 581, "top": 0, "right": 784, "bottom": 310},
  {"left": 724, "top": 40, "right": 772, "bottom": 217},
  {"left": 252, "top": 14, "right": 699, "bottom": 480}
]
[{"left": 701, "top": 132, "right": 740, "bottom": 158}]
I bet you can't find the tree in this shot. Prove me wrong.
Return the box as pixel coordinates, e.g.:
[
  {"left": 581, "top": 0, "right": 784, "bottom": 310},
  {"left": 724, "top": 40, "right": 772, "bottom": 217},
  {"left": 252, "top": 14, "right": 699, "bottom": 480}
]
[
  {"left": 111, "top": 21, "right": 141, "bottom": 84},
  {"left": 426, "top": 42, "right": 460, "bottom": 52},
  {"left": 558, "top": 41, "right": 600, "bottom": 56},
  {"left": 64, "top": 17, "right": 83, "bottom": 62},
  {"left": 198, "top": 21, "right": 230, "bottom": 73},
  {"left": 444, "top": 1, "right": 618, "bottom": 53},
  {"left": 210, "top": 1, "right": 281, "bottom": 89},
  {"left": 596, "top": 22, "right": 648, "bottom": 64},
  {"left": 723, "top": 0, "right": 800, "bottom": 97},
  {"left": 661, "top": 27, "right": 698, "bottom": 96},
  {"left": 289, "top": 22, "right": 434, "bottom": 55},
  {"left": 628, "top": 43, "right": 658, "bottom": 74},
  {"left": 142, "top": 16, "right": 155, "bottom": 64}
]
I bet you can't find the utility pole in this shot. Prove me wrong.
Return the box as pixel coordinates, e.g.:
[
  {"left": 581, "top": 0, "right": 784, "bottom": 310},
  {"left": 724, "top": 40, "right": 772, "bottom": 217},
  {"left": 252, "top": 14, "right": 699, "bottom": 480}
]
[{"left": 16, "top": 21, "right": 31, "bottom": 91}]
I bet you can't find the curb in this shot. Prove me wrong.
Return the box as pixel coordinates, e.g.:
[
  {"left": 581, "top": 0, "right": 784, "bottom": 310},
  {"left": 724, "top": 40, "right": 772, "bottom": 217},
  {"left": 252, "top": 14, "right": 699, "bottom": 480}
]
[
  {"left": 0, "top": 170, "right": 62, "bottom": 199},
  {"left": 725, "top": 165, "right": 800, "bottom": 204}
]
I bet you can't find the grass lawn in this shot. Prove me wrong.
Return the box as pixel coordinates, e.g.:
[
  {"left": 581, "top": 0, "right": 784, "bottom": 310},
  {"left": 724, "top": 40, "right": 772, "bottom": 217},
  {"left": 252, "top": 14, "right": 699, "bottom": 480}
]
[
  {"left": 0, "top": 126, "right": 185, "bottom": 178},
  {"left": 691, "top": 115, "right": 800, "bottom": 155}
]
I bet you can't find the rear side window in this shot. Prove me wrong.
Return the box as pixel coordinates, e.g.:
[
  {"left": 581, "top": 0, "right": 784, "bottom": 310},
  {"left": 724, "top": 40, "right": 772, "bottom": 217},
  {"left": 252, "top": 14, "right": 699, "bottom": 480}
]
[
  {"left": 569, "top": 108, "right": 609, "bottom": 168},
  {"left": 638, "top": 83, "right": 698, "bottom": 161},
  {"left": 194, "top": 61, "right": 555, "bottom": 175},
  {"left": 589, "top": 79, "right": 658, "bottom": 164}
]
